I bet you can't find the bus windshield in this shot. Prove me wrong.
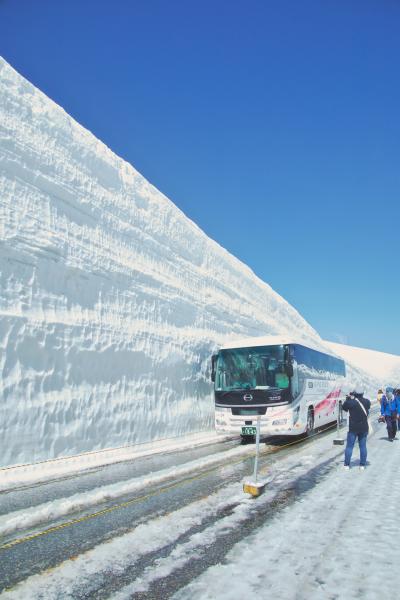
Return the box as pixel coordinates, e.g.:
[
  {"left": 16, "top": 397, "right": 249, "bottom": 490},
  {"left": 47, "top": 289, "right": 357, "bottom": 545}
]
[{"left": 215, "top": 345, "right": 290, "bottom": 392}]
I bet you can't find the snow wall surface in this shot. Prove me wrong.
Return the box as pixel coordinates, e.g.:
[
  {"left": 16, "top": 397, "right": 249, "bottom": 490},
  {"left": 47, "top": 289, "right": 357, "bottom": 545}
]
[{"left": 0, "top": 57, "right": 330, "bottom": 467}]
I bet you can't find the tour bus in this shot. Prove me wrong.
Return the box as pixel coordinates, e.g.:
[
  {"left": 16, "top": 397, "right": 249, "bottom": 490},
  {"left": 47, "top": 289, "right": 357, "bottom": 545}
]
[{"left": 211, "top": 335, "right": 346, "bottom": 441}]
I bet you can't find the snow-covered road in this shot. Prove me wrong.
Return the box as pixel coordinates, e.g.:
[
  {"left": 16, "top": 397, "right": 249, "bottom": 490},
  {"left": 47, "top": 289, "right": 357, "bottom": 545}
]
[
  {"left": 175, "top": 418, "right": 393, "bottom": 600},
  {"left": 0, "top": 425, "right": 346, "bottom": 598},
  {"left": 0, "top": 438, "right": 256, "bottom": 542}
]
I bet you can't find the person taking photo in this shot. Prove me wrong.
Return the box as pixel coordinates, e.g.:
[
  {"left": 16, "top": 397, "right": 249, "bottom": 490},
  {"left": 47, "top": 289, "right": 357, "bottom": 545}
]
[{"left": 342, "top": 387, "right": 371, "bottom": 469}]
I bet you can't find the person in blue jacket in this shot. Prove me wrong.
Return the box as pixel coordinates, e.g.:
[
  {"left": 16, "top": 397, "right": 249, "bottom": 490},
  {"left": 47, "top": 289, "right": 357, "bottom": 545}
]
[
  {"left": 380, "top": 387, "right": 397, "bottom": 441},
  {"left": 342, "top": 387, "right": 371, "bottom": 469},
  {"left": 395, "top": 389, "right": 400, "bottom": 432}
]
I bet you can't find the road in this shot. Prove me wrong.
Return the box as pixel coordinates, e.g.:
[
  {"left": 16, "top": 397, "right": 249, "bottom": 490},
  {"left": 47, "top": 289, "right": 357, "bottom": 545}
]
[{"left": 0, "top": 428, "right": 338, "bottom": 599}]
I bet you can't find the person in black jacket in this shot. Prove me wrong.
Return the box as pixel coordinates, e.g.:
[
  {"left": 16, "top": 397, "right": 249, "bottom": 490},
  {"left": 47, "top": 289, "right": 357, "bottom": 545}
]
[{"left": 342, "top": 387, "right": 371, "bottom": 470}]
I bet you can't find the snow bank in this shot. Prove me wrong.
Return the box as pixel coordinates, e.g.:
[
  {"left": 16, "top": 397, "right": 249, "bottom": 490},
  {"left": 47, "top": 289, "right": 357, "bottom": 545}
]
[{"left": 0, "top": 57, "right": 325, "bottom": 467}]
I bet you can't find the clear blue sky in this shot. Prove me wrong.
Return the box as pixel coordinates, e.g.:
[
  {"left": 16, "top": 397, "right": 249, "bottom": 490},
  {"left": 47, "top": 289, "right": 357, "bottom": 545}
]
[{"left": 1, "top": 0, "right": 399, "bottom": 354}]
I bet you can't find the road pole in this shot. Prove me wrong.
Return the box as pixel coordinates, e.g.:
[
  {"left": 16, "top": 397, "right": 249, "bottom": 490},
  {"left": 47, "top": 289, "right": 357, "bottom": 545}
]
[
  {"left": 243, "top": 415, "right": 266, "bottom": 497},
  {"left": 253, "top": 415, "right": 261, "bottom": 482}
]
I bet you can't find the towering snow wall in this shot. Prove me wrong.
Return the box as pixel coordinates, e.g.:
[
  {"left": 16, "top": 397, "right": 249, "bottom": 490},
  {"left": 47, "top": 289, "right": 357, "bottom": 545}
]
[{"left": 0, "top": 58, "right": 356, "bottom": 467}]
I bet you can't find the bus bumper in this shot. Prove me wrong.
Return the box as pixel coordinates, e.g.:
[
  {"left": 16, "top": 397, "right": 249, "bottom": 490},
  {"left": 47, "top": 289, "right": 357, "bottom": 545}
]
[{"left": 215, "top": 408, "right": 304, "bottom": 437}]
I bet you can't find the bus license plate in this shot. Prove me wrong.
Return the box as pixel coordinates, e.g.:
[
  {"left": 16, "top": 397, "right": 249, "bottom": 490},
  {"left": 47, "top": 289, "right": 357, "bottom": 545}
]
[{"left": 242, "top": 426, "right": 257, "bottom": 436}]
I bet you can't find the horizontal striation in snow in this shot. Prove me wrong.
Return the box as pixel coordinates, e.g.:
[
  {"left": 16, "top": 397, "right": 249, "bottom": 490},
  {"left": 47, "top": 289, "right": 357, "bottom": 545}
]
[{"left": 0, "top": 58, "right": 339, "bottom": 467}]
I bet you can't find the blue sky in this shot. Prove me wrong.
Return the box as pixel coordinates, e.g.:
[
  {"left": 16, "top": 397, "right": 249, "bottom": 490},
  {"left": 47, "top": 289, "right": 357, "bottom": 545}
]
[{"left": 1, "top": 0, "right": 399, "bottom": 354}]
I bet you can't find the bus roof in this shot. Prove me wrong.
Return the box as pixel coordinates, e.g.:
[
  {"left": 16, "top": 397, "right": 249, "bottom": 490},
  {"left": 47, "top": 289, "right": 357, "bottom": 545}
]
[{"left": 218, "top": 335, "right": 326, "bottom": 354}]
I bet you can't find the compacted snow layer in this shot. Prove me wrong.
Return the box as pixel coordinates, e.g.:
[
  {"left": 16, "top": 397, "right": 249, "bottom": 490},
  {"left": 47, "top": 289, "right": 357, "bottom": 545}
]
[{"left": 0, "top": 57, "right": 327, "bottom": 467}]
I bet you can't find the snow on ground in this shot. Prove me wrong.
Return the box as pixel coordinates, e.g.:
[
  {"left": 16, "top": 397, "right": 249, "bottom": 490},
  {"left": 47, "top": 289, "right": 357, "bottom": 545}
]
[
  {"left": 173, "top": 416, "right": 397, "bottom": 600},
  {"left": 0, "top": 428, "right": 343, "bottom": 599},
  {"left": 2, "top": 413, "right": 395, "bottom": 600},
  {"left": 2, "top": 477, "right": 250, "bottom": 599},
  {"left": 325, "top": 340, "right": 400, "bottom": 389},
  {"left": 0, "top": 56, "right": 326, "bottom": 468},
  {"left": 0, "top": 438, "right": 256, "bottom": 539}
]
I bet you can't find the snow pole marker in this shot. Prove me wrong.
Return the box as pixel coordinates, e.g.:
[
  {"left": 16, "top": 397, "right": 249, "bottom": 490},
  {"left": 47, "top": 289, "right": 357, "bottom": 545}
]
[
  {"left": 333, "top": 403, "right": 345, "bottom": 445},
  {"left": 243, "top": 415, "right": 266, "bottom": 497}
]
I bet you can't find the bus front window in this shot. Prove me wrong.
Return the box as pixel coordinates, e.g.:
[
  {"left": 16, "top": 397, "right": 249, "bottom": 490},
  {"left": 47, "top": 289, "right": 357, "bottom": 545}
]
[
  {"left": 275, "top": 372, "right": 290, "bottom": 389},
  {"left": 216, "top": 345, "right": 290, "bottom": 392}
]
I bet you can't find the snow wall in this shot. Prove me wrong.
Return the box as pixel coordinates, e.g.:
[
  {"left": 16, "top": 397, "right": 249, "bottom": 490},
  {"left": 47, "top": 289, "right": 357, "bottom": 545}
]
[{"left": 0, "top": 58, "right": 379, "bottom": 467}]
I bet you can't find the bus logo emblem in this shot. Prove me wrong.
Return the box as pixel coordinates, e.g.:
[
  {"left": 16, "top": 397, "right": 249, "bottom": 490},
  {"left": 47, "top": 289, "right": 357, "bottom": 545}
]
[{"left": 243, "top": 394, "right": 253, "bottom": 402}]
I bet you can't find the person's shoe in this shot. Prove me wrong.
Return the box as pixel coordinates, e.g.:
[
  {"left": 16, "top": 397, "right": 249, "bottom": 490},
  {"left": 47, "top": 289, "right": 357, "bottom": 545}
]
[
  {"left": 343, "top": 465, "right": 350, "bottom": 470},
  {"left": 359, "top": 466, "right": 365, "bottom": 471}
]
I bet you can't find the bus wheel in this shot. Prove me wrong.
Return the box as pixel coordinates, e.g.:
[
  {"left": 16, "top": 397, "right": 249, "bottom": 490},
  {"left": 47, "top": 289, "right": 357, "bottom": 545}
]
[{"left": 306, "top": 408, "right": 314, "bottom": 436}]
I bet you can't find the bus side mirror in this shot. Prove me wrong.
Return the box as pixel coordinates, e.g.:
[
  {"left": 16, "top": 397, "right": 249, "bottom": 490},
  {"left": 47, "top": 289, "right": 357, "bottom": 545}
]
[
  {"left": 285, "top": 361, "right": 293, "bottom": 377},
  {"left": 211, "top": 354, "right": 217, "bottom": 382}
]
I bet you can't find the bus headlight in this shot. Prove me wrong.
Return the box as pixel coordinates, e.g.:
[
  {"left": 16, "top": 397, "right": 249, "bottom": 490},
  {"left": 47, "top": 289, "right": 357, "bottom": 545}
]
[{"left": 215, "top": 407, "right": 230, "bottom": 413}]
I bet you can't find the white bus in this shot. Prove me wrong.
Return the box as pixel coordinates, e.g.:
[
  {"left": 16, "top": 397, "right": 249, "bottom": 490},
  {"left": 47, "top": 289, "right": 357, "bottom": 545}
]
[{"left": 211, "top": 335, "right": 346, "bottom": 441}]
